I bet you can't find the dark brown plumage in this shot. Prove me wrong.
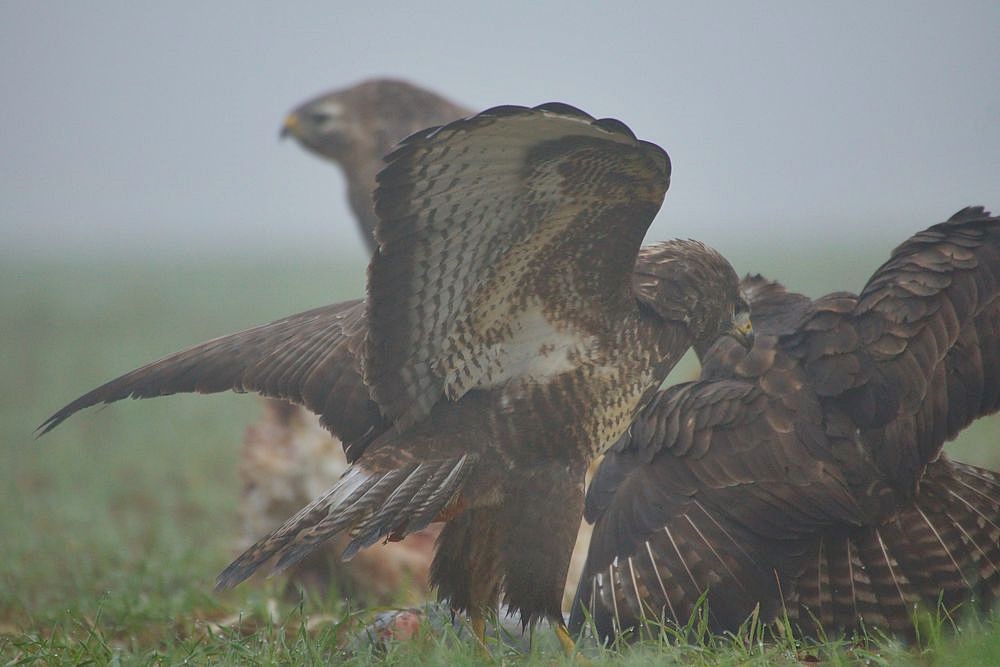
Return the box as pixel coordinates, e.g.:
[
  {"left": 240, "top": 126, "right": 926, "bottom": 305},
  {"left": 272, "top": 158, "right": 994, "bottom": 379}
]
[
  {"left": 281, "top": 78, "right": 471, "bottom": 251},
  {"left": 570, "top": 207, "right": 1000, "bottom": 642},
  {"left": 40, "top": 103, "right": 751, "bottom": 646}
]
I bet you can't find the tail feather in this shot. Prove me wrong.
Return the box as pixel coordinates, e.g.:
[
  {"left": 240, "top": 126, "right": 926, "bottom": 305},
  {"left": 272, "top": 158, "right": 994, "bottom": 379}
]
[
  {"left": 806, "top": 536, "right": 845, "bottom": 634},
  {"left": 796, "top": 459, "right": 1000, "bottom": 638},
  {"left": 276, "top": 466, "right": 416, "bottom": 567},
  {"left": 571, "top": 500, "right": 795, "bottom": 639},
  {"left": 347, "top": 464, "right": 434, "bottom": 547},
  {"left": 801, "top": 535, "right": 901, "bottom": 633},
  {"left": 855, "top": 527, "right": 920, "bottom": 631},
  {"left": 215, "top": 455, "right": 474, "bottom": 590},
  {"left": 343, "top": 455, "right": 473, "bottom": 557},
  {"left": 378, "top": 455, "right": 472, "bottom": 534},
  {"left": 936, "top": 464, "right": 1000, "bottom": 603}
]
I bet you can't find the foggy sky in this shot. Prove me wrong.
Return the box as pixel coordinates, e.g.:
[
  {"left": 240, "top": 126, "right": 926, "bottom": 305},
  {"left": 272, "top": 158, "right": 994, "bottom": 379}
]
[{"left": 2, "top": 2, "right": 998, "bottom": 261}]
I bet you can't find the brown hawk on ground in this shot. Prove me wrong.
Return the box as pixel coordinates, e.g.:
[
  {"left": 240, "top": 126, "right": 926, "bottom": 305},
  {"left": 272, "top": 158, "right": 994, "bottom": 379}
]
[
  {"left": 570, "top": 207, "right": 1000, "bottom": 643},
  {"left": 40, "top": 103, "right": 752, "bottom": 651}
]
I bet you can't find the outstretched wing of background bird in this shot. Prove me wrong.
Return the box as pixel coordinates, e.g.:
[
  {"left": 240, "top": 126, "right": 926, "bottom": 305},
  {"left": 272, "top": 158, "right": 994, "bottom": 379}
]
[{"left": 572, "top": 207, "right": 1000, "bottom": 641}]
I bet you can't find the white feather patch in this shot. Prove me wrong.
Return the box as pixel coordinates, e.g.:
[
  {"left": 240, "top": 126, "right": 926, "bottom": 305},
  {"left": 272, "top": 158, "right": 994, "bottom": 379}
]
[{"left": 442, "top": 304, "right": 598, "bottom": 399}]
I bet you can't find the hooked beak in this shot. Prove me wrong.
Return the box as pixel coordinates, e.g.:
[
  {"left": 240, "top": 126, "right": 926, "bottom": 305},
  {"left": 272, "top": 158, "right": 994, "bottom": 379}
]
[
  {"left": 280, "top": 112, "right": 300, "bottom": 139},
  {"left": 730, "top": 311, "right": 754, "bottom": 349}
]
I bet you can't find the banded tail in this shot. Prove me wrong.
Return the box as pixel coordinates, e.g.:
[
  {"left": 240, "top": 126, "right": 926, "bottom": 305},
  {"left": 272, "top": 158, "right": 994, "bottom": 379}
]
[
  {"left": 572, "top": 458, "right": 1000, "bottom": 641},
  {"left": 795, "top": 459, "right": 1000, "bottom": 639},
  {"left": 216, "top": 454, "right": 474, "bottom": 590}
]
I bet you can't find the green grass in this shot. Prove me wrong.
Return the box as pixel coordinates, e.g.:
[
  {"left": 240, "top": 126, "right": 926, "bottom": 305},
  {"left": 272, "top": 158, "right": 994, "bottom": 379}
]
[{"left": 2, "top": 249, "right": 999, "bottom": 665}]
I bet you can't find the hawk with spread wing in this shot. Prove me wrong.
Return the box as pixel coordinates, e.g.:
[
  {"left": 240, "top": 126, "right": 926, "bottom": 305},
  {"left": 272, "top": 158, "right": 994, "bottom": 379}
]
[
  {"left": 40, "top": 103, "right": 751, "bottom": 650},
  {"left": 571, "top": 207, "right": 1000, "bottom": 642}
]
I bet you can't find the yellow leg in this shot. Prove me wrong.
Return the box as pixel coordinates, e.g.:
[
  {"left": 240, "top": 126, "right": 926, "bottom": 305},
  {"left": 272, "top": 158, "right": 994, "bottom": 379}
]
[
  {"left": 470, "top": 610, "right": 489, "bottom": 655},
  {"left": 553, "top": 622, "right": 578, "bottom": 657},
  {"left": 554, "top": 622, "right": 591, "bottom": 664}
]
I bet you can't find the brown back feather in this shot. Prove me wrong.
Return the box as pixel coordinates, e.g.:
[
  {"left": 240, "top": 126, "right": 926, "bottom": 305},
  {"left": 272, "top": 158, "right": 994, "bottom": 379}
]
[{"left": 573, "top": 208, "right": 1000, "bottom": 641}]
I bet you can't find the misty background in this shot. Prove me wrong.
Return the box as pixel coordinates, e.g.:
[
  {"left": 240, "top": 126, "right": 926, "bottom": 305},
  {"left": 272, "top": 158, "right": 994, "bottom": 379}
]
[{"left": 2, "top": 2, "right": 999, "bottom": 274}]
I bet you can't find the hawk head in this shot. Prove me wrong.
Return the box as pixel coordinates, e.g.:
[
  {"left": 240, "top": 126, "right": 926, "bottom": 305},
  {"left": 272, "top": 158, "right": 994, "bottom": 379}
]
[
  {"left": 635, "top": 240, "right": 753, "bottom": 358},
  {"left": 280, "top": 78, "right": 469, "bottom": 165}
]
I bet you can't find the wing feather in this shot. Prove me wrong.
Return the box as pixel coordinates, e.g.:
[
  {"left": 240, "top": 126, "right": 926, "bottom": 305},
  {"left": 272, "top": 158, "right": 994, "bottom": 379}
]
[
  {"left": 573, "top": 208, "right": 1000, "bottom": 642},
  {"left": 844, "top": 208, "right": 1000, "bottom": 486},
  {"left": 366, "top": 103, "right": 671, "bottom": 426},
  {"left": 571, "top": 372, "right": 861, "bottom": 637},
  {"left": 38, "top": 299, "right": 384, "bottom": 459}
]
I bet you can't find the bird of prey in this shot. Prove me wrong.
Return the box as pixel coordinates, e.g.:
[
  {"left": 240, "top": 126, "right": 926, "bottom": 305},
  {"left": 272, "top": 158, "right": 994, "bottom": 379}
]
[
  {"left": 40, "top": 103, "right": 752, "bottom": 652},
  {"left": 281, "top": 78, "right": 471, "bottom": 251},
  {"left": 570, "top": 207, "right": 1000, "bottom": 642}
]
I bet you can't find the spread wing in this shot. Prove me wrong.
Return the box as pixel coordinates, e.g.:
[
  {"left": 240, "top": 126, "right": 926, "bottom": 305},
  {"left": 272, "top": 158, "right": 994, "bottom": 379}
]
[
  {"left": 570, "top": 339, "right": 863, "bottom": 636},
  {"left": 365, "top": 103, "right": 671, "bottom": 426},
  {"left": 807, "top": 207, "right": 1000, "bottom": 488},
  {"left": 38, "top": 299, "right": 385, "bottom": 460},
  {"left": 572, "top": 207, "right": 1000, "bottom": 639}
]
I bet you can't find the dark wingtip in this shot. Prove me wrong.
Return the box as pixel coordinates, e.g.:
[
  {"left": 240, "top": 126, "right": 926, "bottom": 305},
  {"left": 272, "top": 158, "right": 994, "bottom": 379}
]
[
  {"left": 35, "top": 389, "right": 117, "bottom": 437},
  {"left": 214, "top": 561, "right": 255, "bottom": 592},
  {"left": 533, "top": 101, "right": 591, "bottom": 119},
  {"left": 35, "top": 407, "right": 73, "bottom": 438},
  {"left": 215, "top": 538, "right": 292, "bottom": 591},
  {"left": 947, "top": 205, "right": 991, "bottom": 222}
]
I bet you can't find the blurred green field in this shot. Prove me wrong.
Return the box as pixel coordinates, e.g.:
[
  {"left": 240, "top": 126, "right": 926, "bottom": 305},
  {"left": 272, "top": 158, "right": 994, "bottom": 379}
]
[{"left": 2, "top": 246, "right": 998, "bottom": 664}]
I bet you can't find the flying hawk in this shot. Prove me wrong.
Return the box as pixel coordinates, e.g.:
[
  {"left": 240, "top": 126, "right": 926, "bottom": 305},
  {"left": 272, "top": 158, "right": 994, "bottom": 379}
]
[
  {"left": 40, "top": 103, "right": 752, "bottom": 652},
  {"left": 281, "top": 78, "right": 471, "bottom": 251},
  {"left": 570, "top": 207, "right": 1000, "bottom": 642}
]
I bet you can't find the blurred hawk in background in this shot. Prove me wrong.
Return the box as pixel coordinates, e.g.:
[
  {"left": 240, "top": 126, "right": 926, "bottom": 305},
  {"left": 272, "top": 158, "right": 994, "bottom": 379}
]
[{"left": 281, "top": 78, "right": 470, "bottom": 251}]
